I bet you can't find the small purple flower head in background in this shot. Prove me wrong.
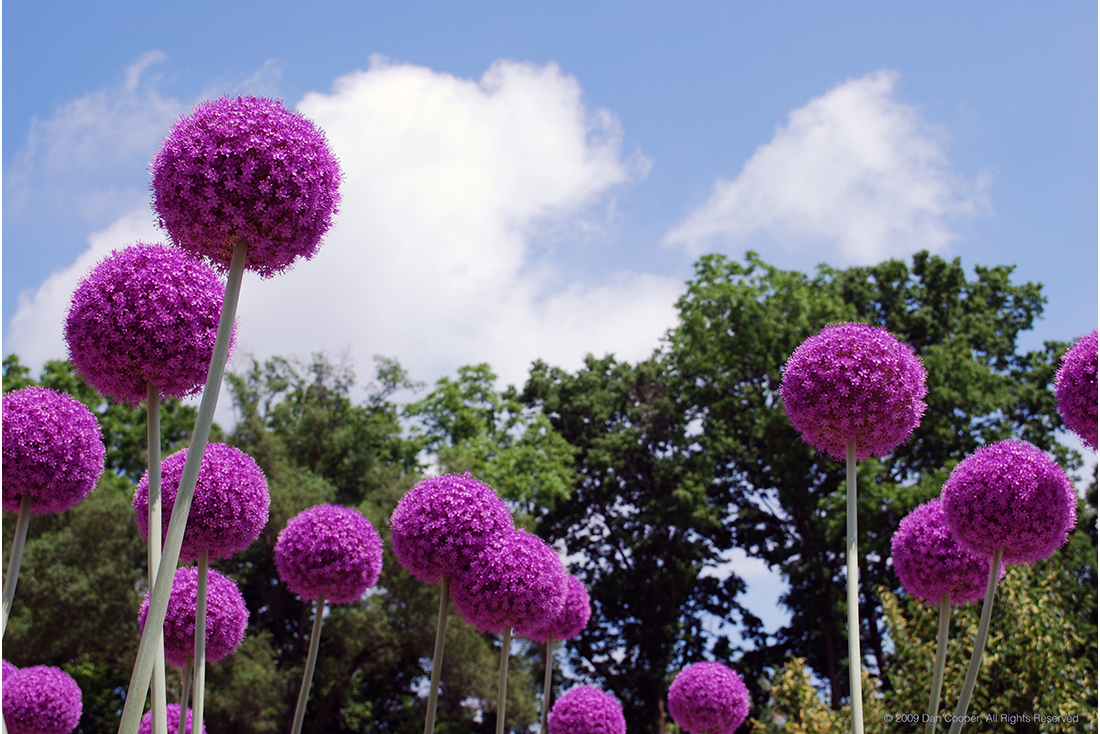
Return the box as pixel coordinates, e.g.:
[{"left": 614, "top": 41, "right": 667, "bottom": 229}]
[
  {"left": 452, "top": 528, "right": 568, "bottom": 634},
  {"left": 139, "top": 704, "right": 206, "bottom": 734},
  {"left": 547, "top": 686, "right": 626, "bottom": 734},
  {"left": 781, "top": 322, "right": 927, "bottom": 460},
  {"left": 138, "top": 566, "right": 248, "bottom": 668},
  {"left": 390, "top": 473, "right": 514, "bottom": 584},
  {"left": 133, "top": 443, "right": 269, "bottom": 562},
  {"left": 891, "top": 499, "right": 1003, "bottom": 605},
  {"left": 519, "top": 573, "right": 591, "bottom": 643},
  {"left": 2, "top": 387, "right": 105, "bottom": 515},
  {"left": 667, "top": 661, "right": 751, "bottom": 734},
  {"left": 1, "top": 665, "right": 83, "bottom": 734},
  {"left": 64, "top": 243, "right": 230, "bottom": 404},
  {"left": 941, "top": 440, "right": 1076, "bottom": 565},
  {"left": 275, "top": 504, "right": 383, "bottom": 604},
  {"left": 151, "top": 95, "right": 342, "bottom": 277},
  {"left": 1055, "top": 329, "right": 1097, "bottom": 451}
]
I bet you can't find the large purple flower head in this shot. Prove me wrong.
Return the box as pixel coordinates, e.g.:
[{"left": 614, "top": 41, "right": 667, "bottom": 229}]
[
  {"left": 667, "top": 662, "right": 750, "bottom": 734},
  {"left": 519, "top": 574, "right": 592, "bottom": 643},
  {"left": 139, "top": 704, "right": 205, "bottom": 734},
  {"left": 2, "top": 387, "right": 105, "bottom": 515},
  {"left": 1, "top": 665, "right": 82, "bottom": 734},
  {"left": 133, "top": 443, "right": 269, "bottom": 562},
  {"left": 3, "top": 660, "right": 18, "bottom": 681},
  {"left": 151, "top": 95, "right": 342, "bottom": 277},
  {"left": 891, "top": 499, "right": 1003, "bottom": 606},
  {"left": 547, "top": 686, "right": 626, "bottom": 734},
  {"left": 1055, "top": 330, "right": 1097, "bottom": 451},
  {"left": 452, "top": 528, "right": 568, "bottom": 634},
  {"left": 274, "top": 504, "right": 383, "bottom": 604},
  {"left": 64, "top": 243, "right": 230, "bottom": 404},
  {"left": 390, "top": 473, "right": 514, "bottom": 584},
  {"left": 138, "top": 566, "right": 248, "bottom": 668},
  {"left": 941, "top": 441, "right": 1076, "bottom": 565},
  {"left": 780, "top": 323, "right": 927, "bottom": 460}
]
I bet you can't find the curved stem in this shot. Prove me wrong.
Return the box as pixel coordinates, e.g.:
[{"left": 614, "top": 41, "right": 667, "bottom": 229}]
[
  {"left": 423, "top": 576, "right": 450, "bottom": 734},
  {"left": 2, "top": 495, "right": 33, "bottom": 638},
  {"left": 925, "top": 594, "right": 950, "bottom": 734},
  {"left": 290, "top": 597, "right": 326, "bottom": 734},
  {"left": 192, "top": 553, "right": 209, "bottom": 731},
  {"left": 947, "top": 549, "right": 1003, "bottom": 734},
  {"left": 177, "top": 661, "right": 193, "bottom": 734},
  {"left": 540, "top": 638, "right": 555, "bottom": 734},
  {"left": 496, "top": 627, "right": 512, "bottom": 734},
  {"left": 845, "top": 441, "right": 864, "bottom": 734},
  {"left": 147, "top": 385, "right": 168, "bottom": 734}
]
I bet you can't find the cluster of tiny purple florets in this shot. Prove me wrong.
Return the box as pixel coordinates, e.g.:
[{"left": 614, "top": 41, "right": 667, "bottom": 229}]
[
  {"left": 138, "top": 566, "right": 248, "bottom": 668},
  {"left": 941, "top": 441, "right": 1076, "bottom": 565},
  {"left": 133, "top": 443, "right": 269, "bottom": 562},
  {"left": 891, "top": 499, "right": 1002, "bottom": 606},
  {"left": 390, "top": 474, "right": 514, "bottom": 584},
  {"left": 151, "top": 95, "right": 342, "bottom": 278},
  {"left": 1, "top": 665, "right": 83, "bottom": 734},
  {"left": 64, "top": 243, "right": 229, "bottom": 404},
  {"left": 3, "top": 660, "right": 18, "bottom": 680},
  {"left": 139, "top": 704, "right": 205, "bottom": 734},
  {"left": 1055, "top": 330, "right": 1097, "bottom": 451},
  {"left": 781, "top": 323, "right": 927, "bottom": 460},
  {"left": 275, "top": 504, "right": 384, "bottom": 604},
  {"left": 520, "top": 573, "right": 592, "bottom": 644},
  {"left": 667, "top": 661, "right": 751, "bottom": 734},
  {"left": 2, "top": 387, "right": 105, "bottom": 516},
  {"left": 547, "top": 686, "right": 627, "bottom": 734}
]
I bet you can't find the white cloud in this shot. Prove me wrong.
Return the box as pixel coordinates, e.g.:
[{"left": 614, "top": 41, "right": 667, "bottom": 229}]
[{"left": 665, "top": 70, "right": 991, "bottom": 265}]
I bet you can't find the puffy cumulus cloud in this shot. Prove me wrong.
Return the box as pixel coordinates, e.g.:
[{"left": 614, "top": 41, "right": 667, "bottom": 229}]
[{"left": 665, "top": 70, "right": 991, "bottom": 265}]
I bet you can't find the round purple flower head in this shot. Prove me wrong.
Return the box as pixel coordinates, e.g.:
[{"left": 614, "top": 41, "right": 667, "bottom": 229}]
[
  {"left": 64, "top": 243, "right": 230, "bottom": 404},
  {"left": 151, "top": 95, "right": 342, "bottom": 277},
  {"left": 891, "top": 499, "right": 1004, "bottom": 606},
  {"left": 1055, "top": 330, "right": 1097, "bottom": 451},
  {"left": 138, "top": 566, "right": 248, "bottom": 668},
  {"left": 1, "top": 665, "right": 82, "bottom": 734},
  {"left": 390, "top": 473, "right": 514, "bottom": 584},
  {"left": 133, "top": 443, "right": 269, "bottom": 563},
  {"left": 275, "top": 504, "right": 383, "bottom": 604},
  {"left": 781, "top": 323, "right": 927, "bottom": 460},
  {"left": 3, "top": 660, "right": 18, "bottom": 681},
  {"left": 520, "top": 574, "right": 592, "bottom": 643},
  {"left": 941, "top": 440, "right": 1076, "bottom": 565},
  {"left": 452, "top": 528, "right": 567, "bottom": 634},
  {"left": 139, "top": 704, "right": 206, "bottom": 734},
  {"left": 668, "top": 661, "right": 750, "bottom": 734},
  {"left": 547, "top": 686, "right": 626, "bottom": 734},
  {"left": 2, "top": 387, "right": 105, "bottom": 515}
]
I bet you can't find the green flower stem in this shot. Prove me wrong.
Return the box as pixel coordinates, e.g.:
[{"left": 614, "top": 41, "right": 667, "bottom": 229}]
[
  {"left": 178, "top": 660, "right": 193, "bottom": 734},
  {"left": 947, "top": 548, "right": 1003, "bottom": 734},
  {"left": 925, "top": 594, "right": 950, "bottom": 734},
  {"left": 845, "top": 441, "right": 864, "bottom": 734},
  {"left": 2, "top": 495, "right": 33, "bottom": 638},
  {"left": 192, "top": 552, "right": 209, "bottom": 732},
  {"left": 423, "top": 576, "right": 450, "bottom": 734},
  {"left": 290, "top": 597, "right": 326, "bottom": 734},
  {"left": 118, "top": 238, "right": 248, "bottom": 734},
  {"left": 540, "top": 638, "right": 555, "bottom": 734},
  {"left": 147, "top": 385, "right": 168, "bottom": 734},
  {"left": 496, "top": 627, "right": 512, "bottom": 734}
]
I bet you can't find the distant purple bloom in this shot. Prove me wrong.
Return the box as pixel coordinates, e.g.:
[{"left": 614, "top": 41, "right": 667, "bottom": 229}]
[
  {"left": 941, "top": 441, "right": 1076, "bottom": 565},
  {"left": 519, "top": 574, "right": 591, "bottom": 643},
  {"left": 151, "top": 95, "right": 342, "bottom": 278},
  {"left": 1055, "top": 330, "right": 1097, "bottom": 451},
  {"left": 275, "top": 504, "right": 383, "bottom": 604},
  {"left": 138, "top": 566, "right": 248, "bottom": 668},
  {"left": 2, "top": 387, "right": 105, "bottom": 515},
  {"left": 64, "top": 243, "right": 230, "bottom": 404},
  {"left": 1, "top": 665, "right": 82, "bottom": 734},
  {"left": 139, "top": 704, "right": 205, "bottom": 734},
  {"left": 390, "top": 474, "right": 514, "bottom": 584},
  {"left": 891, "top": 499, "right": 1003, "bottom": 606},
  {"left": 133, "top": 443, "right": 269, "bottom": 563},
  {"left": 452, "top": 528, "right": 568, "bottom": 634},
  {"left": 781, "top": 323, "right": 927, "bottom": 460},
  {"left": 667, "top": 661, "right": 750, "bottom": 734},
  {"left": 547, "top": 686, "right": 626, "bottom": 734}
]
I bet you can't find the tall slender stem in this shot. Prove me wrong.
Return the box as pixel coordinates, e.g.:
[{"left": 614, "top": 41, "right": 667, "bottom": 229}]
[
  {"left": 845, "top": 441, "right": 864, "bottom": 734},
  {"left": 192, "top": 552, "right": 209, "bottom": 731},
  {"left": 496, "top": 627, "right": 512, "bottom": 734},
  {"left": 118, "top": 238, "right": 248, "bottom": 734},
  {"left": 178, "top": 661, "right": 193, "bottom": 734},
  {"left": 147, "top": 385, "right": 168, "bottom": 734},
  {"left": 423, "top": 576, "right": 450, "bottom": 734},
  {"left": 2, "top": 495, "right": 33, "bottom": 638},
  {"left": 540, "top": 638, "right": 555, "bottom": 734},
  {"left": 925, "top": 594, "right": 951, "bottom": 734},
  {"left": 290, "top": 597, "right": 326, "bottom": 734},
  {"left": 947, "top": 549, "right": 1003, "bottom": 734}
]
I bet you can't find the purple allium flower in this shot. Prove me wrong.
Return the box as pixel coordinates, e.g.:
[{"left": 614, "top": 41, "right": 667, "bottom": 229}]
[
  {"left": 451, "top": 528, "right": 568, "bottom": 634},
  {"left": 151, "top": 95, "right": 342, "bottom": 278},
  {"left": 274, "top": 504, "right": 383, "bottom": 604},
  {"left": 1055, "top": 330, "right": 1098, "bottom": 451},
  {"left": 390, "top": 473, "right": 514, "bottom": 584},
  {"left": 133, "top": 443, "right": 269, "bottom": 563},
  {"left": 941, "top": 440, "right": 1077, "bottom": 565},
  {"left": 1, "top": 665, "right": 82, "bottom": 734},
  {"left": 547, "top": 686, "right": 626, "bottom": 734},
  {"left": 667, "top": 661, "right": 750, "bottom": 734},
  {"left": 138, "top": 566, "right": 248, "bottom": 668},
  {"left": 780, "top": 323, "right": 927, "bottom": 460},
  {"left": 3, "top": 660, "right": 18, "bottom": 681},
  {"left": 138, "top": 704, "right": 205, "bottom": 734},
  {"left": 891, "top": 499, "right": 1003, "bottom": 605},
  {"left": 519, "top": 574, "right": 591, "bottom": 643},
  {"left": 64, "top": 243, "right": 230, "bottom": 404},
  {"left": 2, "top": 387, "right": 105, "bottom": 515}
]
